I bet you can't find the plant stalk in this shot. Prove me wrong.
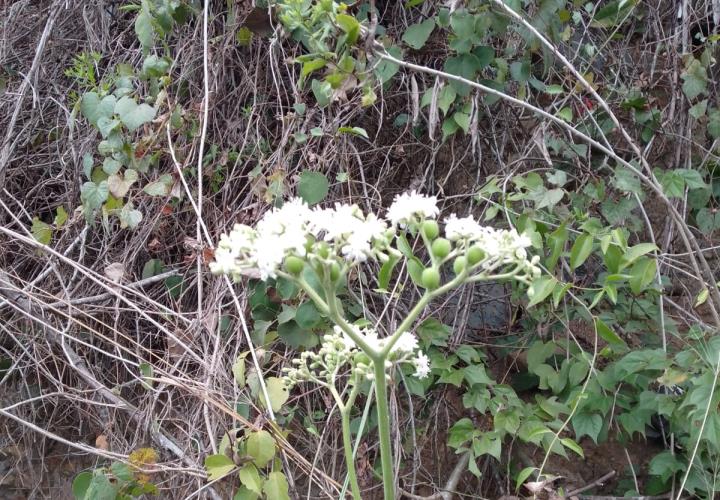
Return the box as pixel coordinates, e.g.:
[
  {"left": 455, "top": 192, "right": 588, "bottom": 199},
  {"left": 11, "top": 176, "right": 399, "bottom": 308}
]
[
  {"left": 373, "top": 359, "right": 396, "bottom": 500},
  {"left": 340, "top": 405, "right": 363, "bottom": 500}
]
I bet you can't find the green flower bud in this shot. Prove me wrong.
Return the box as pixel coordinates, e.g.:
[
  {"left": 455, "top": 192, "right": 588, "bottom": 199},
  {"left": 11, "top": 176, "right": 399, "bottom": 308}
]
[
  {"left": 316, "top": 242, "right": 330, "bottom": 259},
  {"left": 431, "top": 238, "right": 452, "bottom": 259},
  {"left": 284, "top": 255, "right": 304, "bottom": 275},
  {"left": 330, "top": 262, "right": 341, "bottom": 281},
  {"left": 421, "top": 267, "right": 441, "bottom": 289},
  {"left": 467, "top": 246, "right": 486, "bottom": 265},
  {"left": 453, "top": 257, "right": 466, "bottom": 275},
  {"left": 421, "top": 220, "right": 440, "bottom": 240}
]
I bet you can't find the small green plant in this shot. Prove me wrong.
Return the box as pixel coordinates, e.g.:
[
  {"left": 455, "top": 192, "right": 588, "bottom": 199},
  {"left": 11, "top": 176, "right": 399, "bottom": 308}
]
[{"left": 72, "top": 448, "right": 159, "bottom": 499}]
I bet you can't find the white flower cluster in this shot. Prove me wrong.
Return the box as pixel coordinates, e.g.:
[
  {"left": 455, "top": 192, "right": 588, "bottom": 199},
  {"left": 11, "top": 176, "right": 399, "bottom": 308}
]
[
  {"left": 210, "top": 190, "right": 539, "bottom": 282},
  {"left": 284, "top": 326, "right": 431, "bottom": 387},
  {"left": 386, "top": 190, "right": 439, "bottom": 227},
  {"left": 444, "top": 213, "right": 540, "bottom": 280},
  {"left": 209, "top": 198, "right": 391, "bottom": 280}
]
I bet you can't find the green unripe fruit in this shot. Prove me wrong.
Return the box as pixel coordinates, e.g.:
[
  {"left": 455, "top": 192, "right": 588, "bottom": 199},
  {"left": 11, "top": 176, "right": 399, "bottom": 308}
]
[
  {"left": 330, "top": 262, "right": 341, "bottom": 281},
  {"left": 421, "top": 220, "right": 440, "bottom": 240},
  {"left": 453, "top": 257, "right": 466, "bottom": 275},
  {"left": 316, "top": 242, "right": 330, "bottom": 259},
  {"left": 431, "top": 238, "right": 452, "bottom": 259},
  {"left": 467, "top": 246, "right": 486, "bottom": 265},
  {"left": 284, "top": 255, "right": 305, "bottom": 275},
  {"left": 421, "top": 267, "right": 441, "bottom": 289}
]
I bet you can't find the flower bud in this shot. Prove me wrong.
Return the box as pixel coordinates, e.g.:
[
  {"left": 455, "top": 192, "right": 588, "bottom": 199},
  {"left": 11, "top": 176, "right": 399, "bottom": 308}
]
[
  {"left": 453, "top": 257, "right": 466, "bottom": 275},
  {"left": 466, "top": 246, "right": 485, "bottom": 265},
  {"left": 431, "top": 238, "right": 451, "bottom": 259},
  {"left": 421, "top": 267, "right": 441, "bottom": 290},
  {"left": 284, "top": 255, "right": 305, "bottom": 275},
  {"left": 315, "top": 242, "right": 330, "bottom": 259},
  {"left": 330, "top": 262, "right": 341, "bottom": 281},
  {"left": 421, "top": 220, "right": 440, "bottom": 240}
]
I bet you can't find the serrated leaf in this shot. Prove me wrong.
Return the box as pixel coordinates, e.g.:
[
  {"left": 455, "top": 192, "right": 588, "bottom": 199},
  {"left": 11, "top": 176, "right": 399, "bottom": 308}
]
[
  {"left": 31, "top": 217, "right": 52, "bottom": 245},
  {"left": 402, "top": 18, "right": 436, "bottom": 49},
  {"left": 246, "top": 430, "right": 276, "bottom": 468},
  {"left": 204, "top": 454, "right": 235, "bottom": 481}
]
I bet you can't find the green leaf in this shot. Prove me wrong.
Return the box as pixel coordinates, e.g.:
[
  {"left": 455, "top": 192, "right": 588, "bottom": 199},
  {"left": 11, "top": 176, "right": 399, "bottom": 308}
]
[
  {"left": 232, "top": 354, "right": 246, "bottom": 387},
  {"left": 708, "top": 109, "right": 720, "bottom": 138},
  {"left": 560, "top": 437, "right": 584, "bottom": 458},
  {"left": 81, "top": 181, "right": 110, "bottom": 210},
  {"left": 572, "top": 412, "right": 603, "bottom": 443},
  {"left": 295, "top": 301, "right": 321, "bottom": 329},
  {"left": 298, "top": 171, "right": 329, "bottom": 205},
  {"left": 545, "top": 224, "right": 567, "bottom": 272},
  {"left": 119, "top": 203, "right": 143, "bottom": 229},
  {"left": 378, "top": 254, "right": 399, "bottom": 290},
  {"left": 464, "top": 364, "right": 493, "bottom": 385},
  {"left": 311, "top": 79, "right": 332, "bottom": 107},
  {"left": 97, "top": 117, "right": 121, "bottom": 138},
  {"left": 629, "top": 257, "right": 656, "bottom": 294},
  {"left": 143, "top": 174, "right": 174, "bottom": 196},
  {"left": 264, "top": 377, "right": 289, "bottom": 413},
  {"left": 238, "top": 464, "right": 263, "bottom": 495},
  {"left": 31, "top": 217, "right": 52, "bottom": 245},
  {"left": 115, "top": 96, "right": 157, "bottom": 132},
  {"left": 142, "top": 259, "right": 165, "bottom": 279},
  {"left": 527, "top": 276, "right": 556, "bottom": 308},
  {"left": 135, "top": 8, "right": 154, "bottom": 52},
  {"left": 556, "top": 107, "right": 573, "bottom": 122},
  {"left": 649, "top": 450, "right": 685, "bottom": 481},
  {"left": 204, "top": 454, "right": 235, "bottom": 481},
  {"left": 527, "top": 341, "right": 556, "bottom": 372},
  {"left": 620, "top": 242, "right": 657, "bottom": 268},
  {"left": 448, "top": 418, "right": 475, "bottom": 448},
  {"left": 681, "top": 58, "right": 708, "bottom": 101},
  {"left": 515, "top": 467, "right": 537, "bottom": 492},
  {"left": 510, "top": 59, "right": 531, "bottom": 83},
  {"left": 375, "top": 46, "right": 402, "bottom": 83},
  {"left": 278, "top": 319, "right": 316, "bottom": 348},
  {"left": 337, "top": 126, "right": 369, "bottom": 139},
  {"left": 72, "top": 471, "right": 93, "bottom": 499},
  {"left": 262, "top": 472, "right": 290, "bottom": 500},
  {"left": 453, "top": 111, "right": 471, "bottom": 133},
  {"left": 336, "top": 14, "right": 360, "bottom": 45},
  {"left": 246, "top": 429, "right": 276, "bottom": 468},
  {"left": 676, "top": 168, "right": 707, "bottom": 189},
  {"left": 54, "top": 206, "right": 68, "bottom": 227},
  {"left": 85, "top": 473, "right": 117, "bottom": 500},
  {"left": 102, "top": 157, "right": 121, "bottom": 175},
  {"left": 165, "top": 274, "right": 184, "bottom": 298},
  {"left": 659, "top": 170, "right": 685, "bottom": 198},
  {"left": 473, "top": 433, "right": 502, "bottom": 460},
  {"left": 233, "top": 486, "right": 259, "bottom": 500},
  {"left": 142, "top": 55, "right": 170, "bottom": 77},
  {"left": 570, "top": 233, "right": 593, "bottom": 270},
  {"left": 444, "top": 54, "right": 480, "bottom": 96},
  {"left": 689, "top": 99, "right": 708, "bottom": 119},
  {"left": 595, "top": 318, "right": 626, "bottom": 347},
  {"left": 81, "top": 93, "right": 116, "bottom": 126},
  {"left": 402, "top": 18, "right": 436, "bottom": 49}
]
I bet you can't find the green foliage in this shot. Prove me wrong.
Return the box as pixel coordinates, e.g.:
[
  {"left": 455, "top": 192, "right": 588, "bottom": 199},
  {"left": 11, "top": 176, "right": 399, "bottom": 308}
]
[{"left": 72, "top": 450, "right": 159, "bottom": 500}]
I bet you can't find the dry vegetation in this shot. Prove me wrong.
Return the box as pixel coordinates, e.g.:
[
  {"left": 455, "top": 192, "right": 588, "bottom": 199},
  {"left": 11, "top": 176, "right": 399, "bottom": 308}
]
[{"left": 2, "top": 0, "right": 720, "bottom": 499}]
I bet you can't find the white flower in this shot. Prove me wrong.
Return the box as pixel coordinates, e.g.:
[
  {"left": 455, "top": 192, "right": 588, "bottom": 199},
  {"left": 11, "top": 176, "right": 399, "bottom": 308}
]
[
  {"left": 413, "top": 352, "right": 431, "bottom": 379},
  {"left": 386, "top": 191, "right": 439, "bottom": 226},
  {"left": 444, "top": 214, "right": 482, "bottom": 241},
  {"left": 209, "top": 247, "right": 238, "bottom": 274},
  {"left": 391, "top": 332, "right": 419, "bottom": 354}
]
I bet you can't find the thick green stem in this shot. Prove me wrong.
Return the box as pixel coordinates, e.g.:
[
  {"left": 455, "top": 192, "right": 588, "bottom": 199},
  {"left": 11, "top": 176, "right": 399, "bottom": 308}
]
[
  {"left": 373, "top": 360, "right": 395, "bottom": 500},
  {"left": 341, "top": 405, "right": 363, "bottom": 500}
]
